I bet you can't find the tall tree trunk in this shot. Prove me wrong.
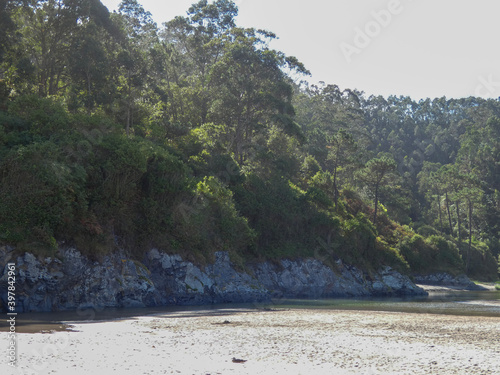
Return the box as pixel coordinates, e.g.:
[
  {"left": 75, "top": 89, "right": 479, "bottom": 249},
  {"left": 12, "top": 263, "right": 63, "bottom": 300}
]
[
  {"left": 126, "top": 105, "right": 131, "bottom": 136},
  {"left": 456, "top": 200, "right": 461, "bottom": 242},
  {"left": 445, "top": 191, "right": 453, "bottom": 236},
  {"left": 39, "top": 30, "right": 48, "bottom": 97},
  {"left": 437, "top": 193, "right": 443, "bottom": 233},
  {"left": 467, "top": 198, "right": 473, "bottom": 273},
  {"left": 86, "top": 68, "right": 92, "bottom": 115},
  {"left": 373, "top": 183, "right": 379, "bottom": 225},
  {"left": 333, "top": 163, "right": 338, "bottom": 208},
  {"left": 126, "top": 69, "right": 131, "bottom": 136}
]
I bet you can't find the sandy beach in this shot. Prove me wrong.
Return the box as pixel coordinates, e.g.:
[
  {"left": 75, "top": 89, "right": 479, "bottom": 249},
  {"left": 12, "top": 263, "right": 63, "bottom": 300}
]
[{"left": 2, "top": 307, "right": 499, "bottom": 375}]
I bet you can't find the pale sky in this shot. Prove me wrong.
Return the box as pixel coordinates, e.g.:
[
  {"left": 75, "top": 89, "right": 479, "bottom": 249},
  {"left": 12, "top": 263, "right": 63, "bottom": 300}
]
[{"left": 101, "top": 0, "right": 500, "bottom": 100}]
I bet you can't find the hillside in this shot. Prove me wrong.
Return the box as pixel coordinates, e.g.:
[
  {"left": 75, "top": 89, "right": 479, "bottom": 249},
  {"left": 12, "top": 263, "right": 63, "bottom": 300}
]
[{"left": 0, "top": 0, "right": 498, "bottom": 281}]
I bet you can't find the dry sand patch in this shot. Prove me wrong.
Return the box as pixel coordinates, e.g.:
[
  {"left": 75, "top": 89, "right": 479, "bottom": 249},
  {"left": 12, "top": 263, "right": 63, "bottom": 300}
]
[{"left": 2, "top": 308, "right": 499, "bottom": 374}]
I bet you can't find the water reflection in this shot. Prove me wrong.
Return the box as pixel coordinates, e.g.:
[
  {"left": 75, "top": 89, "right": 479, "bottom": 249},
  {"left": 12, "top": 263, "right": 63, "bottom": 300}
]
[
  {"left": 2, "top": 290, "right": 499, "bottom": 333},
  {"left": 274, "top": 290, "right": 500, "bottom": 317}
]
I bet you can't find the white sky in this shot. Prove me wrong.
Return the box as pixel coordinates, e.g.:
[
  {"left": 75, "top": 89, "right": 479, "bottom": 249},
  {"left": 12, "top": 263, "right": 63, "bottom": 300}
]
[{"left": 101, "top": 0, "right": 500, "bottom": 100}]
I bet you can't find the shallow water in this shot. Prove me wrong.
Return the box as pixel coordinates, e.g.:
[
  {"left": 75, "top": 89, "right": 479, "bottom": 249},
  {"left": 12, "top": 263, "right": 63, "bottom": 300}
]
[
  {"left": 273, "top": 290, "right": 500, "bottom": 317},
  {"left": 2, "top": 290, "right": 499, "bottom": 333}
]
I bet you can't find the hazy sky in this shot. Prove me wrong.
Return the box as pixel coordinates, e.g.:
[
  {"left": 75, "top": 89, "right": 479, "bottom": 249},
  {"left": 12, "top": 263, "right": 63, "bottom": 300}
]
[{"left": 101, "top": 0, "right": 500, "bottom": 100}]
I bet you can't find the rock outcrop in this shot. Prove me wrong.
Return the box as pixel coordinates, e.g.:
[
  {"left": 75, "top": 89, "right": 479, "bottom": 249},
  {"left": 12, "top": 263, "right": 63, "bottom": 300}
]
[
  {"left": 0, "top": 246, "right": 426, "bottom": 313},
  {"left": 413, "top": 273, "right": 486, "bottom": 291},
  {"left": 253, "top": 259, "right": 422, "bottom": 298}
]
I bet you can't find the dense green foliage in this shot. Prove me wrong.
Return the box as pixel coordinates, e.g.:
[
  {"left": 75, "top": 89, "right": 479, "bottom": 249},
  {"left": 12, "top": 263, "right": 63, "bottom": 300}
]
[{"left": 0, "top": 0, "right": 498, "bottom": 280}]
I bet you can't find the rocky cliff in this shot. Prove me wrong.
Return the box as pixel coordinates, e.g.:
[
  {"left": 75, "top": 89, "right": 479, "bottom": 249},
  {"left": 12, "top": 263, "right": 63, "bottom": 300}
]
[{"left": 0, "top": 247, "right": 426, "bottom": 313}]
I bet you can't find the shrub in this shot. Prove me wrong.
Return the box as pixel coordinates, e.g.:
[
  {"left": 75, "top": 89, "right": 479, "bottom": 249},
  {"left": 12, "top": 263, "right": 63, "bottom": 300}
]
[
  {"left": 301, "top": 155, "right": 322, "bottom": 180},
  {"left": 305, "top": 186, "right": 333, "bottom": 209},
  {"left": 398, "top": 234, "right": 427, "bottom": 273},
  {"left": 171, "top": 176, "right": 256, "bottom": 264},
  {"left": 198, "top": 177, "right": 255, "bottom": 251},
  {"left": 128, "top": 146, "right": 191, "bottom": 250},
  {"left": 0, "top": 141, "right": 85, "bottom": 250},
  {"left": 341, "top": 214, "right": 377, "bottom": 266},
  {"left": 416, "top": 224, "right": 440, "bottom": 237},
  {"left": 426, "top": 235, "right": 463, "bottom": 271},
  {"left": 398, "top": 234, "right": 464, "bottom": 275},
  {"left": 86, "top": 135, "right": 148, "bottom": 229},
  {"left": 465, "top": 242, "right": 498, "bottom": 281},
  {"left": 232, "top": 173, "right": 339, "bottom": 260},
  {"left": 8, "top": 95, "right": 69, "bottom": 137},
  {"left": 375, "top": 237, "right": 410, "bottom": 273}
]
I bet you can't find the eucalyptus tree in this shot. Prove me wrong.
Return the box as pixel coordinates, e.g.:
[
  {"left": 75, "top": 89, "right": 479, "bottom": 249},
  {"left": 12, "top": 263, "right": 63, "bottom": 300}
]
[
  {"left": 0, "top": 0, "right": 19, "bottom": 65},
  {"left": 459, "top": 180, "right": 483, "bottom": 272},
  {"left": 68, "top": 19, "right": 112, "bottom": 113},
  {"left": 417, "top": 162, "right": 445, "bottom": 233},
  {"left": 114, "top": 0, "right": 159, "bottom": 135},
  {"left": 293, "top": 83, "right": 364, "bottom": 169},
  {"left": 207, "top": 27, "right": 308, "bottom": 164},
  {"left": 161, "top": 0, "right": 238, "bottom": 128},
  {"left": 326, "top": 129, "right": 358, "bottom": 207},
  {"left": 8, "top": 0, "right": 79, "bottom": 96},
  {"left": 3, "top": 0, "right": 115, "bottom": 99},
  {"left": 356, "top": 153, "right": 398, "bottom": 225}
]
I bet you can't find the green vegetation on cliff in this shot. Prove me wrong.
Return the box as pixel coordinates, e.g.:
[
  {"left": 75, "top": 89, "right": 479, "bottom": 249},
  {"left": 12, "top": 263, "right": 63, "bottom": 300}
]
[{"left": 0, "top": 0, "right": 498, "bottom": 280}]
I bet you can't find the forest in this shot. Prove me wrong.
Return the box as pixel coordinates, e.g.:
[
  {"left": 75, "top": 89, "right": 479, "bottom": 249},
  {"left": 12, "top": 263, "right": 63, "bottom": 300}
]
[{"left": 0, "top": 0, "right": 499, "bottom": 280}]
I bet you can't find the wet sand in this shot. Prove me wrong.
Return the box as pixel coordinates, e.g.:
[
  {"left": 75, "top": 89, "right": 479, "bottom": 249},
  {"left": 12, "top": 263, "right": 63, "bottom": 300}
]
[
  {"left": 2, "top": 308, "right": 499, "bottom": 375},
  {"left": 0, "top": 320, "right": 71, "bottom": 334},
  {"left": 417, "top": 283, "right": 497, "bottom": 292}
]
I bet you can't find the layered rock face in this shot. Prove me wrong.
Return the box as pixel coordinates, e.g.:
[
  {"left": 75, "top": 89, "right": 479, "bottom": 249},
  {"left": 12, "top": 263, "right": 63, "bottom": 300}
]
[{"left": 0, "top": 247, "right": 426, "bottom": 313}]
